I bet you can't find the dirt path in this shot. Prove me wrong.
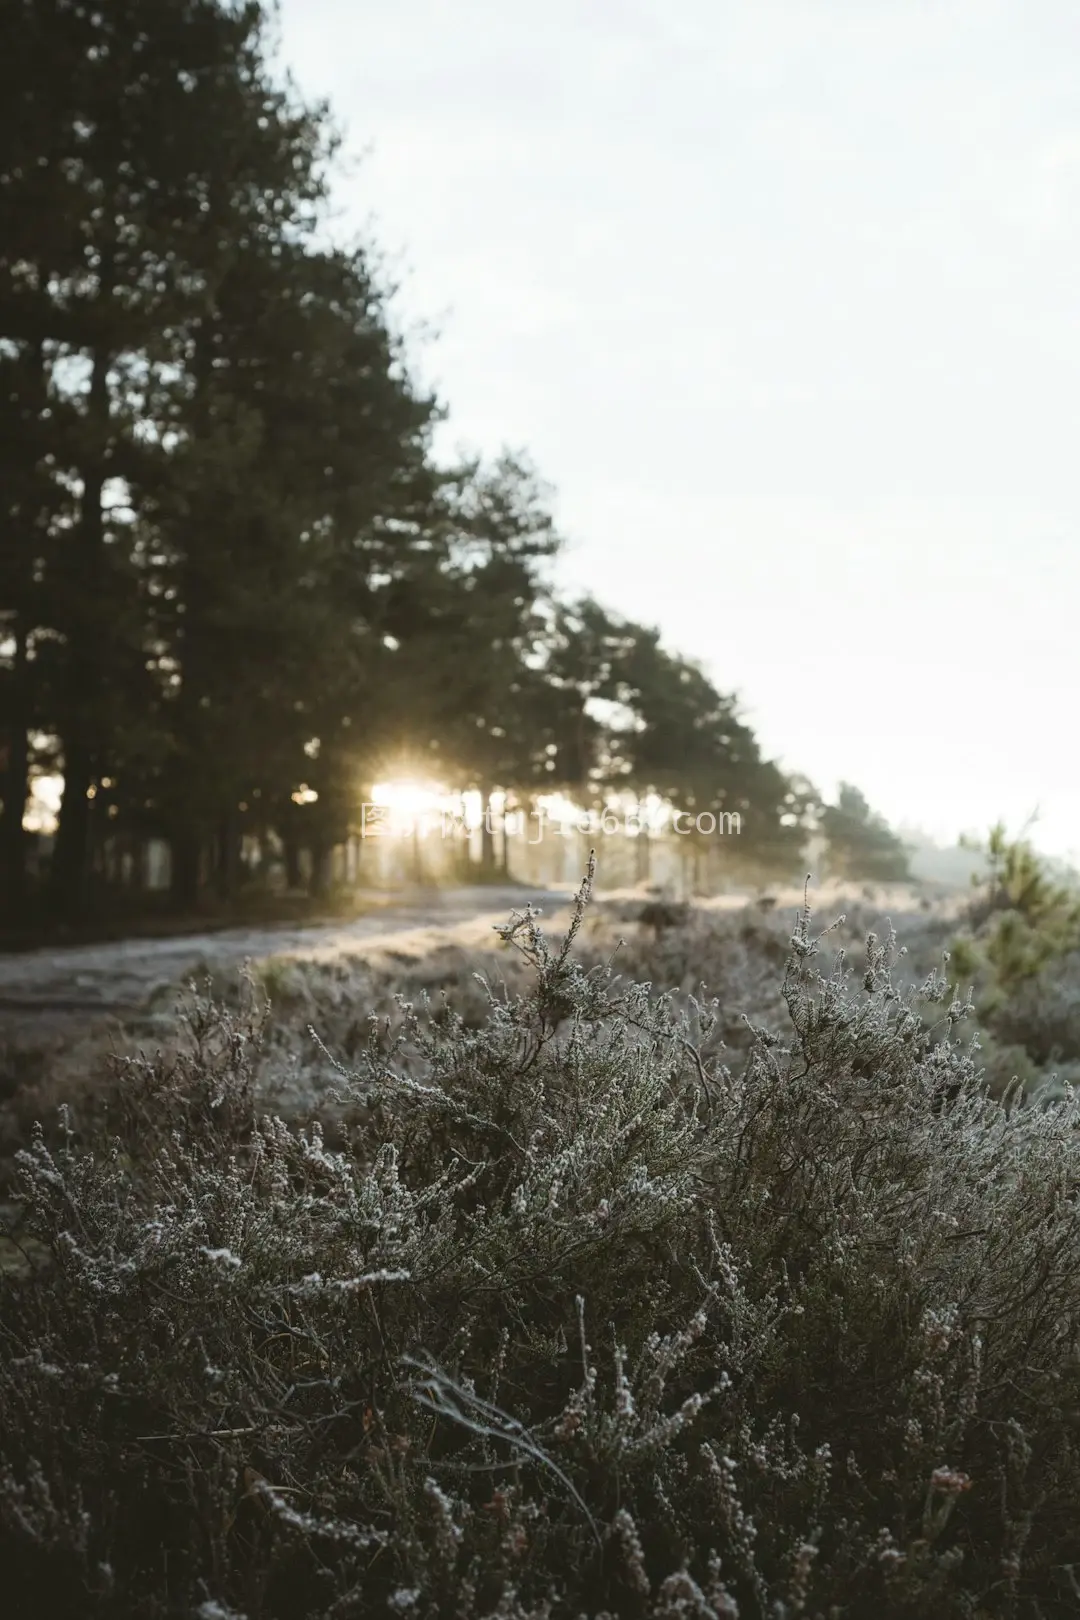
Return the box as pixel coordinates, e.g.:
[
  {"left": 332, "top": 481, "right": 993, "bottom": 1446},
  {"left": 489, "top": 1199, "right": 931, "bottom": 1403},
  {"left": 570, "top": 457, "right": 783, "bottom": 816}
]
[
  {"left": 0, "top": 877, "right": 952, "bottom": 1049},
  {"left": 0, "top": 886, "right": 569, "bottom": 1041}
]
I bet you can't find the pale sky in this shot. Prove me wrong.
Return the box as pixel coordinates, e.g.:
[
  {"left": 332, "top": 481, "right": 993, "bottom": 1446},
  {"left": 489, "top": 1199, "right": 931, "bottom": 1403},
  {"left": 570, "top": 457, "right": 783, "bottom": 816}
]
[{"left": 277, "top": 0, "right": 1080, "bottom": 858}]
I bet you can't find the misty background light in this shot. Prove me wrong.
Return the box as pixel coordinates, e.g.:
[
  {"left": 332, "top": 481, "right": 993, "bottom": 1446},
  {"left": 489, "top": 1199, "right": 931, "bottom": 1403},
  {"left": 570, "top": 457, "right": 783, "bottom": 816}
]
[{"left": 22, "top": 774, "right": 63, "bottom": 837}]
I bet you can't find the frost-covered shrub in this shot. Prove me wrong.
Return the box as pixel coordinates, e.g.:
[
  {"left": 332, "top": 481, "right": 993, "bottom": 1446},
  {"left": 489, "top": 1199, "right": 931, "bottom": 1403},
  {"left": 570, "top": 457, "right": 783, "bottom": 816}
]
[
  {"left": 579, "top": 896, "right": 953, "bottom": 1066},
  {"left": 4, "top": 863, "right": 1080, "bottom": 1618}
]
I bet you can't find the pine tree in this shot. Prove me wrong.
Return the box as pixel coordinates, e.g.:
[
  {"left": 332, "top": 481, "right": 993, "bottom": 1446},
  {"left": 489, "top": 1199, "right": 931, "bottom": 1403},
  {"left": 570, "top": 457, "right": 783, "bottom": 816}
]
[
  {"left": 386, "top": 453, "right": 563, "bottom": 875},
  {"left": 821, "top": 782, "right": 910, "bottom": 882},
  {"left": 0, "top": 0, "right": 332, "bottom": 915},
  {"left": 606, "top": 628, "right": 808, "bottom": 880},
  {"left": 154, "top": 234, "right": 442, "bottom": 903}
]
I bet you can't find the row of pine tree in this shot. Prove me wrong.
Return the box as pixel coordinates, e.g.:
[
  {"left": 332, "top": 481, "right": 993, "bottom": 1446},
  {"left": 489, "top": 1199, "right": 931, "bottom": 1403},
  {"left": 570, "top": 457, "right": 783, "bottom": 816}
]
[{"left": 0, "top": 0, "right": 908, "bottom": 919}]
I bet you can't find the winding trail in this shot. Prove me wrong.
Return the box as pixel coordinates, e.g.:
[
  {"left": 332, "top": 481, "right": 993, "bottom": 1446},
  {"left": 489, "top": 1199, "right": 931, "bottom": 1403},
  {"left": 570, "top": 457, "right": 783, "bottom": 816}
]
[
  {"left": 0, "top": 878, "right": 950, "bottom": 1048},
  {"left": 0, "top": 886, "right": 569, "bottom": 1041}
]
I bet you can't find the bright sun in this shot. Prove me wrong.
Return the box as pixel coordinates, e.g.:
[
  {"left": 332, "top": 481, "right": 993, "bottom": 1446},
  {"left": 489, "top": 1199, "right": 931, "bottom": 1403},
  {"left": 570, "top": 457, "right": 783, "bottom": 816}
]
[{"left": 370, "top": 779, "right": 454, "bottom": 817}]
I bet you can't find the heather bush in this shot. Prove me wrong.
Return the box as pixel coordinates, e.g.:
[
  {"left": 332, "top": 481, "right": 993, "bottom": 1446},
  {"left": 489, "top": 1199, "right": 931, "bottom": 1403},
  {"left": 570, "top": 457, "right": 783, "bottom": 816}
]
[
  {"left": 580, "top": 894, "right": 953, "bottom": 1066},
  {"left": 4, "top": 863, "right": 1080, "bottom": 1617}
]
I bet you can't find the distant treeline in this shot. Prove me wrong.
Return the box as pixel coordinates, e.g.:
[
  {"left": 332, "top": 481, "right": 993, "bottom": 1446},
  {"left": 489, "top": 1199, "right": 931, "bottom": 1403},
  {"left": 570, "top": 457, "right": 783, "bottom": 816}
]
[{"left": 0, "top": 0, "right": 907, "bottom": 917}]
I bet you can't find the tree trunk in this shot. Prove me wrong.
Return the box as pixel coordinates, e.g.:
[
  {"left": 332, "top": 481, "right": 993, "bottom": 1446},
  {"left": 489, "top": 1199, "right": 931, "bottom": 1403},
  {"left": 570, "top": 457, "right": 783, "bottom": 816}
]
[
  {"left": 127, "top": 835, "right": 144, "bottom": 895},
  {"left": 0, "top": 617, "right": 30, "bottom": 911},
  {"left": 479, "top": 784, "right": 496, "bottom": 877},
  {"left": 283, "top": 831, "right": 302, "bottom": 890},
  {"left": 309, "top": 834, "right": 332, "bottom": 898},
  {"left": 500, "top": 803, "right": 512, "bottom": 878},
  {"left": 215, "top": 810, "right": 241, "bottom": 901},
  {"left": 52, "top": 343, "right": 110, "bottom": 917},
  {"left": 636, "top": 823, "right": 651, "bottom": 885},
  {"left": 171, "top": 827, "right": 202, "bottom": 911},
  {"left": 2, "top": 338, "right": 46, "bottom": 914},
  {"left": 51, "top": 739, "right": 94, "bottom": 915}
]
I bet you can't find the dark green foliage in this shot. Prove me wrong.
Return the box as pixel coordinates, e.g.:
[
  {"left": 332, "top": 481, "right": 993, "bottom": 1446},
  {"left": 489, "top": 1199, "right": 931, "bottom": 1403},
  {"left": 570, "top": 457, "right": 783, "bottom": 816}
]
[
  {"left": 385, "top": 452, "right": 565, "bottom": 873},
  {"left": 513, "top": 599, "right": 815, "bottom": 881},
  {"left": 601, "top": 617, "right": 815, "bottom": 875},
  {"left": 947, "top": 827, "right": 1080, "bottom": 1096},
  {"left": 821, "top": 784, "right": 911, "bottom": 883},
  {"left": 951, "top": 825, "right": 1080, "bottom": 1007},
  {"left": 0, "top": 0, "right": 336, "bottom": 912},
  {"left": 3, "top": 871, "right": 1080, "bottom": 1616},
  {"left": 150, "top": 230, "right": 444, "bottom": 902}
]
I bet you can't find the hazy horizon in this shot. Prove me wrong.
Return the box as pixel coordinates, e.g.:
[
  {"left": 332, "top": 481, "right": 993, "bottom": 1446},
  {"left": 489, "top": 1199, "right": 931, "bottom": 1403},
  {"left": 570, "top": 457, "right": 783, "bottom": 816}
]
[{"left": 278, "top": 0, "right": 1080, "bottom": 859}]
